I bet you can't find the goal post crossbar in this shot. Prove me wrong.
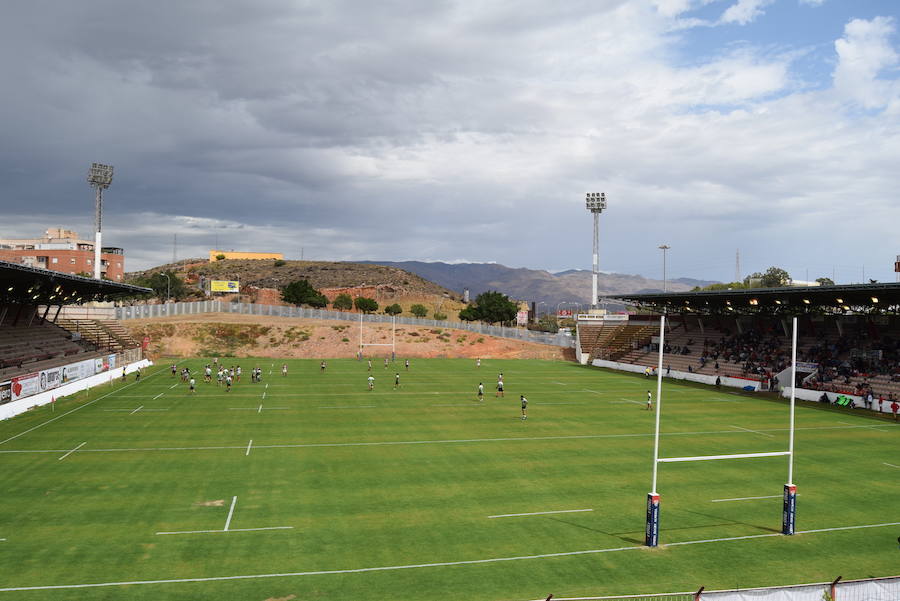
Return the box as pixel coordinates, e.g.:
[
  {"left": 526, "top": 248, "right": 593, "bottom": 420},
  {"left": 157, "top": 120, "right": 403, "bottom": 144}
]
[{"left": 658, "top": 451, "right": 790, "bottom": 464}]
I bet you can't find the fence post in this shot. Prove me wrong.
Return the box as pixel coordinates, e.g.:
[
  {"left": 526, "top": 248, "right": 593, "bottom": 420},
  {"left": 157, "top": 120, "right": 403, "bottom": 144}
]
[{"left": 830, "top": 576, "right": 842, "bottom": 601}]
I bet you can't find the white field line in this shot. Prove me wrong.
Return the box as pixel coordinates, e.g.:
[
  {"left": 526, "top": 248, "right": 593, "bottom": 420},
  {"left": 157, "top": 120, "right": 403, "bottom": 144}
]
[
  {"left": 581, "top": 389, "right": 603, "bottom": 395},
  {"left": 58, "top": 441, "right": 86, "bottom": 461},
  {"left": 317, "top": 406, "right": 377, "bottom": 409},
  {"left": 262, "top": 392, "right": 266, "bottom": 400},
  {"left": 156, "top": 526, "right": 294, "bottom": 536},
  {"left": 257, "top": 404, "right": 263, "bottom": 414},
  {"left": 659, "top": 451, "right": 790, "bottom": 463},
  {"left": 103, "top": 409, "right": 137, "bottom": 412},
  {"left": 431, "top": 404, "right": 482, "bottom": 407},
  {"left": 551, "top": 382, "right": 568, "bottom": 385},
  {"left": 612, "top": 399, "right": 642, "bottom": 405},
  {"left": 488, "top": 509, "right": 593, "bottom": 519},
  {"left": 153, "top": 393, "right": 164, "bottom": 400},
  {"left": 5, "top": 521, "right": 899, "bottom": 593},
  {"left": 245, "top": 440, "right": 252, "bottom": 456},
  {"left": 730, "top": 425, "right": 775, "bottom": 438},
  {"left": 130, "top": 405, "right": 144, "bottom": 415},
  {"left": 169, "top": 383, "right": 179, "bottom": 389},
  {"left": 0, "top": 424, "right": 882, "bottom": 456},
  {"left": 223, "top": 496, "right": 237, "bottom": 532},
  {"left": 712, "top": 495, "right": 789, "bottom": 503},
  {"left": 884, "top": 463, "right": 900, "bottom": 469},
  {"left": 533, "top": 402, "right": 585, "bottom": 406},
  {"left": 0, "top": 365, "right": 169, "bottom": 446}
]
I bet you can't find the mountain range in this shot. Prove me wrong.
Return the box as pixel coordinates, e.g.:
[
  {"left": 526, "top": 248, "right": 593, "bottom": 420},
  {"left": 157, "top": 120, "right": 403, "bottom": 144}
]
[{"left": 362, "top": 261, "right": 716, "bottom": 308}]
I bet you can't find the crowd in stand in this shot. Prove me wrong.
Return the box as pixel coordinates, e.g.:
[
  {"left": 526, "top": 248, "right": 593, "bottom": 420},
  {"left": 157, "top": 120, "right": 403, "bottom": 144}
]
[{"left": 697, "top": 329, "right": 788, "bottom": 381}]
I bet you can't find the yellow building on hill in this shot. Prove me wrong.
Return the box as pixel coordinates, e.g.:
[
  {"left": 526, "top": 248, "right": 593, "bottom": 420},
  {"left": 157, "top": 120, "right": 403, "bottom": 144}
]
[{"left": 210, "top": 250, "right": 284, "bottom": 261}]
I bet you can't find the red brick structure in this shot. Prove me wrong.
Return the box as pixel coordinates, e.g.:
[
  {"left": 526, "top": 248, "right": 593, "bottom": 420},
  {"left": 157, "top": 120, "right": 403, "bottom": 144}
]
[{"left": 0, "top": 228, "right": 125, "bottom": 281}]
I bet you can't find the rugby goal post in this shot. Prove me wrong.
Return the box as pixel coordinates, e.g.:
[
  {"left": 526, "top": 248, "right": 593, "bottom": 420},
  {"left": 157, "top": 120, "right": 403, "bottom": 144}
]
[
  {"left": 358, "top": 313, "right": 396, "bottom": 359},
  {"left": 645, "top": 315, "right": 798, "bottom": 547}
]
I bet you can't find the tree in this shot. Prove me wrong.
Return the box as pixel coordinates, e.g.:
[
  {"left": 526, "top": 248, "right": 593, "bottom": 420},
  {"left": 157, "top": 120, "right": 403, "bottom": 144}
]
[
  {"left": 332, "top": 293, "right": 353, "bottom": 311},
  {"left": 410, "top": 304, "right": 428, "bottom": 318},
  {"left": 816, "top": 277, "right": 835, "bottom": 286},
  {"left": 384, "top": 303, "right": 402, "bottom": 316},
  {"left": 215, "top": 254, "right": 226, "bottom": 260},
  {"left": 281, "top": 279, "right": 327, "bottom": 307},
  {"left": 472, "top": 291, "right": 518, "bottom": 324},
  {"left": 354, "top": 297, "right": 378, "bottom": 313},
  {"left": 130, "top": 270, "right": 187, "bottom": 300},
  {"left": 458, "top": 305, "right": 479, "bottom": 321},
  {"left": 745, "top": 267, "right": 791, "bottom": 288}
]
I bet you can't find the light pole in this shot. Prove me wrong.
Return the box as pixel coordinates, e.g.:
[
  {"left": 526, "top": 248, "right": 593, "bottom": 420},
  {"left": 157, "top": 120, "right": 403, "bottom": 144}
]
[
  {"left": 161, "top": 273, "right": 171, "bottom": 302},
  {"left": 87, "top": 163, "right": 114, "bottom": 280},
  {"left": 586, "top": 192, "right": 607, "bottom": 309},
  {"left": 658, "top": 245, "right": 670, "bottom": 292}
]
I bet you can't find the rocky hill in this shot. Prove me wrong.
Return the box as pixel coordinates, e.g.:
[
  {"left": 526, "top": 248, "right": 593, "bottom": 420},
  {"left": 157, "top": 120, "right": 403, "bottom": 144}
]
[{"left": 127, "top": 259, "right": 460, "bottom": 299}]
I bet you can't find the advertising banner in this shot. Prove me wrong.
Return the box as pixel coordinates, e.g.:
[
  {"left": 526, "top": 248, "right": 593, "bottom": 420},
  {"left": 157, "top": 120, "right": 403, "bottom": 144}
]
[
  {"left": 95, "top": 356, "right": 111, "bottom": 373},
  {"left": 557, "top": 310, "right": 573, "bottom": 318},
  {"left": 516, "top": 311, "right": 529, "bottom": 326},
  {"left": 108, "top": 354, "right": 117, "bottom": 370},
  {"left": 210, "top": 280, "right": 240, "bottom": 292},
  {"left": 0, "top": 381, "right": 10, "bottom": 405},
  {"left": 62, "top": 359, "right": 96, "bottom": 384},
  {"left": 39, "top": 367, "right": 63, "bottom": 393},
  {"left": 11, "top": 372, "right": 40, "bottom": 401}
]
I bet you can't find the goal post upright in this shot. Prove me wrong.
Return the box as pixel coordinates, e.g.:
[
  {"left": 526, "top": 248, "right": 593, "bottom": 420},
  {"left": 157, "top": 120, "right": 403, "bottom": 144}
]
[
  {"left": 782, "top": 316, "right": 798, "bottom": 535},
  {"left": 646, "top": 314, "right": 665, "bottom": 547}
]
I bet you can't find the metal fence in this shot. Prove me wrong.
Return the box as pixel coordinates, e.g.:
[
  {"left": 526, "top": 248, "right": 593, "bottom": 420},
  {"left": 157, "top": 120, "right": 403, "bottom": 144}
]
[
  {"left": 115, "top": 301, "right": 575, "bottom": 348},
  {"left": 534, "top": 576, "right": 899, "bottom": 601}
]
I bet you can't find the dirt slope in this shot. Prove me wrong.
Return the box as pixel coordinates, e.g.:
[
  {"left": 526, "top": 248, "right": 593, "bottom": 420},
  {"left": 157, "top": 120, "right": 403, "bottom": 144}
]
[{"left": 126, "top": 314, "right": 572, "bottom": 361}]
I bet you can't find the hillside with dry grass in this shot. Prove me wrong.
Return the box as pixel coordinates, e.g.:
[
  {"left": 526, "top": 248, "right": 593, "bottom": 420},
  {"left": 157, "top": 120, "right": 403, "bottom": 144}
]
[{"left": 126, "top": 314, "right": 571, "bottom": 361}]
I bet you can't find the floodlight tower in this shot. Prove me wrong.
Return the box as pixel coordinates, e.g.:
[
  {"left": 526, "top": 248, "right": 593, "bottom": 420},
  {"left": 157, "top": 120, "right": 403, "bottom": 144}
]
[
  {"left": 585, "top": 192, "right": 607, "bottom": 309},
  {"left": 659, "top": 245, "right": 670, "bottom": 292},
  {"left": 87, "top": 163, "right": 114, "bottom": 280}
]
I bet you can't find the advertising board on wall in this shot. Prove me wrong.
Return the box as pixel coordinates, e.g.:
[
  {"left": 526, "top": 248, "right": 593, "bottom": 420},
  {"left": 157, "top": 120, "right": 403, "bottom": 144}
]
[
  {"left": 11, "top": 372, "right": 40, "bottom": 401},
  {"left": 210, "top": 280, "right": 240, "bottom": 292},
  {"left": 39, "top": 367, "right": 63, "bottom": 392},
  {"left": 62, "top": 359, "right": 97, "bottom": 384},
  {"left": 516, "top": 311, "right": 529, "bottom": 326},
  {"left": 0, "top": 381, "right": 11, "bottom": 405}
]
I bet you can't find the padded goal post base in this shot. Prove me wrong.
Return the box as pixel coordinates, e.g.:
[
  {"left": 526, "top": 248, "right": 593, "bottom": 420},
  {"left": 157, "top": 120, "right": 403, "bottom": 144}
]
[
  {"left": 645, "top": 492, "right": 660, "bottom": 547},
  {"left": 782, "top": 484, "right": 796, "bottom": 535}
]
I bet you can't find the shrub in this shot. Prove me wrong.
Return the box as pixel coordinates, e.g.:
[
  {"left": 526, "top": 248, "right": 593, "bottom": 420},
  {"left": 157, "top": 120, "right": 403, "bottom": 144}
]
[
  {"left": 215, "top": 254, "right": 226, "bottom": 260},
  {"left": 274, "top": 259, "right": 286, "bottom": 267}
]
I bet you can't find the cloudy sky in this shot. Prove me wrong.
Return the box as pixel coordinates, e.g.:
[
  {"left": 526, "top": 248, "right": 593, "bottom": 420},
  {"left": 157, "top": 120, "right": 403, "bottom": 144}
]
[{"left": 1, "top": 0, "right": 898, "bottom": 283}]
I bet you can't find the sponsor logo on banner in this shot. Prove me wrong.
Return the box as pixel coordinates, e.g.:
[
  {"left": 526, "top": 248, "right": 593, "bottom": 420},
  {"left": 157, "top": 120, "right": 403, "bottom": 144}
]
[
  {"left": 516, "top": 311, "right": 529, "bottom": 326},
  {"left": 62, "top": 359, "right": 97, "bottom": 383},
  {"left": 210, "top": 280, "right": 240, "bottom": 292},
  {"left": 95, "top": 357, "right": 110, "bottom": 373},
  {"left": 108, "top": 354, "right": 117, "bottom": 370},
  {"left": 11, "top": 373, "right": 40, "bottom": 401},
  {"left": 557, "top": 310, "right": 574, "bottom": 318},
  {"left": 39, "top": 367, "right": 63, "bottom": 392},
  {"left": 795, "top": 361, "right": 818, "bottom": 371},
  {"left": 0, "top": 381, "right": 11, "bottom": 405}
]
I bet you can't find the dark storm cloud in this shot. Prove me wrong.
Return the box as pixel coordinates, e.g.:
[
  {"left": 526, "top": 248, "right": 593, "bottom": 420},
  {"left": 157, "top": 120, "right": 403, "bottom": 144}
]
[{"left": 0, "top": 1, "right": 898, "bottom": 282}]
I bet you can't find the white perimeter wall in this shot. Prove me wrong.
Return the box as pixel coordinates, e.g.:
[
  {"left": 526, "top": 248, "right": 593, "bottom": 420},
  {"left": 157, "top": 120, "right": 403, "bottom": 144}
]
[
  {"left": 592, "top": 359, "right": 893, "bottom": 415},
  {"left": 0, "top": 359, "right": 152, "bottom": 421}
]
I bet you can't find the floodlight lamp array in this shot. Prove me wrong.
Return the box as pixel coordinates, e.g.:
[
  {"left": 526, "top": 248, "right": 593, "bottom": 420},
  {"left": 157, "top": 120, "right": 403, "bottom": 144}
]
[
  {"left": 585, "top": 192, "right": 606, "bottom": 212},
  {"left": 87, "top": 163, "right": 114, "bottom": 188}
]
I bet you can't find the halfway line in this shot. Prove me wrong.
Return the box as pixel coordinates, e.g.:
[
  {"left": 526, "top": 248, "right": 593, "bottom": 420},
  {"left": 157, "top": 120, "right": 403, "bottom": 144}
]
[
  {"left": 245, "top": 440, "right": 253, "bottom": 456},
  {"left": 730, "top": 425, "right": 774, "bottom": 438},
  {"left": 130, "top": 405, "right": 144, "bottom": 415}
]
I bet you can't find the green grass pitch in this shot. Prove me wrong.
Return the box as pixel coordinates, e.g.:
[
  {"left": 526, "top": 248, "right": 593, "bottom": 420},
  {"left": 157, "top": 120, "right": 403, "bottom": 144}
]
[{"left": 0, "top": 358, "right": 897, "bottom": 601}]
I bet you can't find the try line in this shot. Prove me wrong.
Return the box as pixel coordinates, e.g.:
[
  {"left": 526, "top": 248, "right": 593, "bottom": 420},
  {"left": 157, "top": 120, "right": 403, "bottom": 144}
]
[{"left": 2, "top": 521, "right": 897, "bottom": 592}]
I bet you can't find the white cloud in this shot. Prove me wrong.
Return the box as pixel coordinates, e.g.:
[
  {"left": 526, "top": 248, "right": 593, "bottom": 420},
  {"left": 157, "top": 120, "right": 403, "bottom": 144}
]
[
  {"left": 799, "top": 0, "right": 825, "bottom": 6},
  {"left": 720, "top": 0, "right": 775, "bottom": 25},
  {"left": 833, "top": 16, "right": 899, "bottom": 109}
]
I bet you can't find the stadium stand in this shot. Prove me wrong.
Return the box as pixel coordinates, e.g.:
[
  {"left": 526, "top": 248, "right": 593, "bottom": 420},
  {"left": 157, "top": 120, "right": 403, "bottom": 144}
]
[
  {"left": 0, "top": 260, "right": 151, "bottom": 411},
  {"left": 584, "top": 282, "right": 900, "bottom": 405}
]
